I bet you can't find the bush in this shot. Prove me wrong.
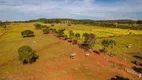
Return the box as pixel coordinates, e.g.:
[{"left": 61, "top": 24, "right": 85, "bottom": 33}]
[
  {"left": 101, "top": 39, "right": 116, "bottom": 53},
  {"left": 34, "top": 24, "right": 43, "bottom": 29},
  {"left": 75, "top": 33, "right": 80, "bottom": 39},
  {"left": 68, "top": 24, "right": 71, "bottom": 26},
  {"left": 18, "top": 45, "right": 38, "bottom": 64},
  {"left": 57, "top": 29, "right": 65, "bottom": 37},
  {"left": 69, "top": 31, "right": 74, "bottom": 38},
  {"left": 43, "top": 28, "right": 50, "bottom": 34},
  {"left": 21, "top": 30, "right": 34, "bottom": 37},
  {"left": 51, "top": 24, "right": 54, "bottom": 26},
  {"left": 72, "top": 39, "right": 78, "bottom": 44},
  {"left": 100, "top": 48, "right": 107, "bottom": 53},
  {"left": 83, "top": 33, "right": 96, "bottom": 49},
  {"left": 63, "top": 35, "right": 68, "bottom": 40}
]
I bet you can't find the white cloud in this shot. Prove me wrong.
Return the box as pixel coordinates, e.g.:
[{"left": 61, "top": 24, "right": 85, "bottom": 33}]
[{"left": 0, "top": 0, "right": 142, "bottom": 20}]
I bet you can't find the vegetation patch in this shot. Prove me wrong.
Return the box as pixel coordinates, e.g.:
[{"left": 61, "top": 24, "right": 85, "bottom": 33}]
[
  {"left": 21, "top": 30, "right": 34, "bottom": 37},
  {"left": 18, "top": 45, "right": 38, "bottom": 64}
]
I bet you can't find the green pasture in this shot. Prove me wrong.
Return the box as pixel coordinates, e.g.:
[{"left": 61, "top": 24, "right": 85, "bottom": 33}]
[
  {"left": 49, "top": 24, "right": 142, "bottom": 38},
  {"left": 48, "top": 24, "right": 142, "bottom": 60},
  {"left": 94, "top": 35, "right": 142, "bottom": 60},
  {"left": 0, "top": 27, "right": 5, "bottom": 34}
]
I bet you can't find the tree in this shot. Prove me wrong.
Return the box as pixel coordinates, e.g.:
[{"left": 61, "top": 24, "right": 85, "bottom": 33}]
[
  {"left": 18, "top": 45, "right": 38, "bottom": 64},
  {"left": 83, "top": 33, "right": 89, "bottom": 38},
  {"left": 21, "top": 30, "right": 34, "bottom": 37},
  {"left": 34, "top": 24, "right": 43, "bottom": 29},
  {"left": 83, "top": 33, "right": 96, "bottom": 49},
  {"left": 43, "top": 27, "right": 50, "bottom": 34},
  {"left": 50, "top": 28, "right": 58, "bottom": 34},
  {"left": 57, "top": 29, "right": 65, "bottom": 37},
  {"left": 69, "top": 30, "right": 74, "bottom": 38},
  {"left": 101, "top": 39, "right": 116, "bottom": 53},
  {"left": 75, "top": 33, "right": 80, "bottom": 39},
  {"left": 0, "top": 22, "right": 7, "bottom": 29}
]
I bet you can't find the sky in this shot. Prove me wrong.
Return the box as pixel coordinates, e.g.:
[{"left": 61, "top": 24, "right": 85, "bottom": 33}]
[{"left": 0, "top": 0, "right": 142, "bottom": 21}]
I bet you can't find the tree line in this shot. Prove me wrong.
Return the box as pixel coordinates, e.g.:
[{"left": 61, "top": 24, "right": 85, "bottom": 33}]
[
  {"left": 29, "top": 18, "right": 142, "bottom": 30},
  {"left": 1, "top": 18, "right": 142, "bottom": 30}
]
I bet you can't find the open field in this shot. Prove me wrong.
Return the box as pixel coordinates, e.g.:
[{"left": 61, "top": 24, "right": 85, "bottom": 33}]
[
  {"left": 48, "top": 24, "right": 142, "bottom": 59},
  {"left": 48, "top": 24, "right": 142, "bottom": 38},
  {"left": 0, "top": 27, "right": 5, "bottom": 34},
  {"left": 95, "top": 35, "right": 142, "bottom": 60},
  {"left": 0, "top": 23, "right": 142, "bottom": 80}
]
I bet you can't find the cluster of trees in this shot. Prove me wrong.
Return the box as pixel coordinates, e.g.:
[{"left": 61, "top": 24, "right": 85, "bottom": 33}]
[
  {"left": 43, "top": 27, "right": 50, "bottom": 34},
  {"left": 1, "top": 19, "right": 142, "bottom": 30},
  {"left": 68, "top": 31, "right": 96, "bottom": 49},
  {"left": 21, "top": 30, "right": 34, "bottom": 37},
  {"left": 42, "top": 26, "right": 65, "bottom": 37},
  {"left": 41, "top": 26, "right": 96, "bottom": 50},
  {"left": 46, "top": 28, "right": 116, "bottom": 54},
  {"left": 101, "top": 39, "right": 116, "bottom": 55},
  {"left": 68, "top": 31, "right": 81, "bottom": 39},
  {"left": 83, "top": 33, "right": 96, "bottom": 49},
  {"left": 0, "top": 22, "right": 7, "bottom": 29},
  {"left": 30, "top": 18, "right": 142, "bottom": 30}
]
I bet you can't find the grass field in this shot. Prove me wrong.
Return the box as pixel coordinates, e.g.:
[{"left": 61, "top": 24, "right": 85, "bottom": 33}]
[
  {"left": 0, "top": 23, "right": 142, "bottom": 80},
  {"left": 48, "top": 24, "right": 142, "bottom": 59},
  {"left": 95, "top": 35, "right": 142, "bottom": 60},
  {"left": 0, "top": 27, "right": 5, "bottom": 34},
  {"left": 48, "top": 24, "right": 142, "bottom": 38}
]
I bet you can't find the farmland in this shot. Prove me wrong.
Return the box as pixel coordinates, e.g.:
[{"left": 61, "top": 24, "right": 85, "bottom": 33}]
[
  {"left": 0, "top": 22, "right": 142, "bottom": 80},
  {"left": 49, "top": 24, "right": 142, "bottom": 38},
  {"left": 49, "top": 24, "right": 142, "bottom": 59},
  {"left": 0, "top": 27, "right": 5, "bottom": 34}
]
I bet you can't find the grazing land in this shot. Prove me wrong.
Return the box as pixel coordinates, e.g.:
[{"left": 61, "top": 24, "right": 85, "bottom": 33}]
[{"left": 0, "top": 22, "right": 142, "bottom": 80}]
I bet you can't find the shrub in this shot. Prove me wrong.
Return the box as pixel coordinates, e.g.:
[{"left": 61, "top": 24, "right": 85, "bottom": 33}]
[
  {"left": 83, "top": 33, "right": 96, "bottom": 49},
  {"left": 69, "top": 31, "right": 74, "bottom": 38},
  {"left": 68, "top": 24, "right": 71, "bottom": 26},
  {"left": 21, "top": 30, "right": 34, "bottom": 37},
  {"left": 72, "top": 39, "right": 78, "bottom": 44},
  {"left": 57, "top": 29, "right": 65, "bottom": 37},
  {"left": 43, "top": 28, "right": 50, "bottom": 34},
  {"left": 75, "top": 33, "right": 80, "bottom": 39},
  {"left": 34, "top": 24, "right": 43, "bottom": 29},
  {"left": 50, "top": 28, "right": 57, "bottom": 34},
  {"left": 101, "top": 39, "right": 116, "bottom": 53},
  {"left": 83, "top": 33, "right": 88, "bottom": 37},
  {"left": 100, "top": 48, "right": 107, "bottom": 53},
  {"left": 18, "top": 45, "right": 38, "bottom": 64},
  {"left": 51, "top": 24, "right": 54, "bottom": 26}
]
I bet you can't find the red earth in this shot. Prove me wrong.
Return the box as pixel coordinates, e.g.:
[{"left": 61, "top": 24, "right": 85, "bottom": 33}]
[{"left": 0, "top": 33, "right": 140, "bottom": 80}]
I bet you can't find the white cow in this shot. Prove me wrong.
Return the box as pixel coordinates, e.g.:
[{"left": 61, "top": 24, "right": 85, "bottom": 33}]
[
  {"left": 33, "top": 41, "right": 36, "bottom": 43},
  {"left": 70, "top": 53, "right": 76, "bottom": 59},
  {"left": 85, "top": 53, "right": 90, "bottom": 57}
]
